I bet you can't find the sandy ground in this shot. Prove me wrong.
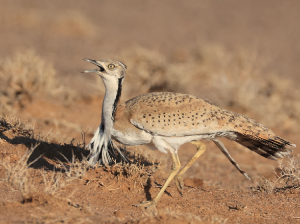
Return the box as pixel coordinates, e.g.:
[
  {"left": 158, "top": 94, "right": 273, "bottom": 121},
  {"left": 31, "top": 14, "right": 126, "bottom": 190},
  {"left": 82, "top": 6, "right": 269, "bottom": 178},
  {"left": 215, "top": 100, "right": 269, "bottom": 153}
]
[
  {"left": 1, "top": 0, "right": 300, "bottom": 223},
  {"left": 0, "top": 96, "right": 299, "bottom": 223}
]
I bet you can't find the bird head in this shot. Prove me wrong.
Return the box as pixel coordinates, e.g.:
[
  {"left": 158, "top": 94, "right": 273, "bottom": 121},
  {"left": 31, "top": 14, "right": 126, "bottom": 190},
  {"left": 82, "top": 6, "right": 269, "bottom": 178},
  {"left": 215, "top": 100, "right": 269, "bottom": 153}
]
[{"left": 82, "top": 59, "right": 127, "bottom": 80}]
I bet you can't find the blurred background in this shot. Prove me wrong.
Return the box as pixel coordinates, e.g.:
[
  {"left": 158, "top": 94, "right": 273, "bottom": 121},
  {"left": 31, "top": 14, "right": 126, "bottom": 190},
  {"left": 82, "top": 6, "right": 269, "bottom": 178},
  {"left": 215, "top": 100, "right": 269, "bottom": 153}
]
[
  {"left": 0, "top": 0, "right": 299, "bottom": 188},
  {"left": 0, "top": 0, "right": 300, "bottom": 135},
  {"left": 0, "top": 0, "right": 300, "bottom": 140},
  {"left": 1, "top": 0, "right": 299, "bottom": 132}
]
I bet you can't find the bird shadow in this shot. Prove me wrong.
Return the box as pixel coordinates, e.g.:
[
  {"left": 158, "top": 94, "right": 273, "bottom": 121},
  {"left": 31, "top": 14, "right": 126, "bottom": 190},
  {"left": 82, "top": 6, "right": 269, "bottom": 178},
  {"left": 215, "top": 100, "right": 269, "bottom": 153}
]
[
  {"left": 144, "top": 178, "right": 152, "bottom": 201},
  {"left": 0, "top": 131, "right": 90, "bottom": 173}
]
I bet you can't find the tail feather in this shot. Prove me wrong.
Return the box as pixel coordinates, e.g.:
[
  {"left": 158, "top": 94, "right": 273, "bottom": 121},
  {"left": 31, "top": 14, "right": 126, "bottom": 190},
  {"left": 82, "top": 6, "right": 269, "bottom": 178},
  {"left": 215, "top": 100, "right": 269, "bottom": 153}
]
[{"left": 235, "top": 133, "right": 295, "bottom": 160}]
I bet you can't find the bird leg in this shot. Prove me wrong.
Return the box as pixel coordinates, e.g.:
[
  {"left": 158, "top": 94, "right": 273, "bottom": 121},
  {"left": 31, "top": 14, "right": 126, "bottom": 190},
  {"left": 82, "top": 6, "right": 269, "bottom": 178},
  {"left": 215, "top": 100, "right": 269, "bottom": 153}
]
[
  {"left": 174, "top": 141, "right": 206, "bottom": 194},
  {"left": 213, "top": 138, "right": 250, "bottom": 180},
  {"left": 135, "top": 152, "right": 181, "bottom": 209}
]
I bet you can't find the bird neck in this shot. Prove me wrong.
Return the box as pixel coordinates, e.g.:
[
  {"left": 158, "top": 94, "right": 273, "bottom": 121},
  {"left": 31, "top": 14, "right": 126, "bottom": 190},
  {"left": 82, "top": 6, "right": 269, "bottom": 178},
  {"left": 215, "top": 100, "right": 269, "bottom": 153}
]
[{"left": 101, "top": 77, "right": 124, "bottom": 135}]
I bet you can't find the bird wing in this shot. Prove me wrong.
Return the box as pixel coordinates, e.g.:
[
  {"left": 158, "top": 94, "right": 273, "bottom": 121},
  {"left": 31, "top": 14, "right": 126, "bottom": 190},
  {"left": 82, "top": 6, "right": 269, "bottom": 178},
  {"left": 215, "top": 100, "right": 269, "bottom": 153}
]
[{"left": 125, "top": 92, "right": 231, "bottom": 137}]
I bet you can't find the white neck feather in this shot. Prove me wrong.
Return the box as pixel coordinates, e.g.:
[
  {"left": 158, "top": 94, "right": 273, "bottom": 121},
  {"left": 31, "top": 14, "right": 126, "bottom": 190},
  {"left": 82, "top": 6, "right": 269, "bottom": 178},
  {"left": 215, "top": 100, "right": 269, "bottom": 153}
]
[{"left": 101, "top": 76, "right": 122, "bottom": 135}]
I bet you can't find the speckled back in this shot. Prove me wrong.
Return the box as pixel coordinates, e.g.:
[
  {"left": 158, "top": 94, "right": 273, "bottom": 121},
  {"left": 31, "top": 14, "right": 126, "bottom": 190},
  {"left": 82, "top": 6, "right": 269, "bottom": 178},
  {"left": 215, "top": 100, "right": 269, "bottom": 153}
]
[{"left": 121, "top": 92, "right": 274, "bottom": 138}]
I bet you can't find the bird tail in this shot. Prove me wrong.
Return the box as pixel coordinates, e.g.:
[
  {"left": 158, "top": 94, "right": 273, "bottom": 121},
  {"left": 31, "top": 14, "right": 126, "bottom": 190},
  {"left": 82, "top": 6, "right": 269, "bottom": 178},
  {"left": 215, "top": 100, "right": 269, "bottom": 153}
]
[
  {"left": 234, "top": 133, "right": 295, "bottom": 160},
  {"left": 87, "top": 125, "right": 128, "bottom": 166}
]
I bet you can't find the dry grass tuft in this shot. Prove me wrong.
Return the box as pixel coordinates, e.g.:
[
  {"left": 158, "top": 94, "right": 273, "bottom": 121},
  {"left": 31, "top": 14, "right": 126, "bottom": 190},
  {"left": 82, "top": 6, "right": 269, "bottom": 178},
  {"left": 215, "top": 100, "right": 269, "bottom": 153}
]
[
  {"left": 0, "top": 115, "right": 34, "bottom": 138},
  {"left": 0, "top": 50, "right": 58, "bottom": 112},
  {"left": 56, "top": 152, "right": 89, "bottom": 183},
  {"left": 102, "top": 148, "right": 160, "bottom": 189},
  {"left": 41, "top": 155, "right": 89, "bottom": 195},
  {"left": 254, "top": 156, "right": 300, "bottom": 193},
  {"left": 0, "top": 146, "right": 39, "bottom": 197}
]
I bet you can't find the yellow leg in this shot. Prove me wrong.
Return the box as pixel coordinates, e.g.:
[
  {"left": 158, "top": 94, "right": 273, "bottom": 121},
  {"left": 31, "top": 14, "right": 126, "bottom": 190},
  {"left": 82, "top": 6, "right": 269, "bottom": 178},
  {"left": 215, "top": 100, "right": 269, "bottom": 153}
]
[
  {"left": 135, "top": 153, "right": 181, "bottom": 209},
  {"left": 174, "top": 141, "right": 206, "bottom": 193}
]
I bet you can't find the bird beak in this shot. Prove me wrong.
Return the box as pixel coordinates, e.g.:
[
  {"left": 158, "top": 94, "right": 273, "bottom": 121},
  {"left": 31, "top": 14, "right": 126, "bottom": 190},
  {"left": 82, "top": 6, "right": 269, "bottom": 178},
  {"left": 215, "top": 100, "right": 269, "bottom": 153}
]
[{"left": 82, "top": 58, "right": 105, "bottom": 73}]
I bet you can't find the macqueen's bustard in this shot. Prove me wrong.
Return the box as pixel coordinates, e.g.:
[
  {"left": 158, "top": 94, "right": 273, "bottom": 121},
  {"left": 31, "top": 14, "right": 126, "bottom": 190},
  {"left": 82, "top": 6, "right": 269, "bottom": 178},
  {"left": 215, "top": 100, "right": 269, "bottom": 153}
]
[{"left": 83, "top": 58, "right": 295, "bottom": 208}]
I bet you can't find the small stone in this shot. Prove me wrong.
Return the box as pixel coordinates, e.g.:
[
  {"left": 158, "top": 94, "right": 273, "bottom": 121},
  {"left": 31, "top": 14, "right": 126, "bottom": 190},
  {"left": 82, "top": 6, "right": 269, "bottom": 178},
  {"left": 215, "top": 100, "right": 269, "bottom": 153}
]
[{"left": 114, "top": 210, "right": 125, "bottom": 219}]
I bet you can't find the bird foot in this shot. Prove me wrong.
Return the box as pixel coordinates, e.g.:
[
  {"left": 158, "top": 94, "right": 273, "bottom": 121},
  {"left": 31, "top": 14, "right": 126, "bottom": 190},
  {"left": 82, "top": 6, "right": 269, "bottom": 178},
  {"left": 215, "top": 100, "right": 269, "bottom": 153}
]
[
  {"left": 174, "top": 175, "right": 184, "bottom": 195},
  {"left": 134, "top": 200, "right": 157, "bottom": 209},
  {"left": 135, "top": 201, "right": 157, "bottom": 215}
]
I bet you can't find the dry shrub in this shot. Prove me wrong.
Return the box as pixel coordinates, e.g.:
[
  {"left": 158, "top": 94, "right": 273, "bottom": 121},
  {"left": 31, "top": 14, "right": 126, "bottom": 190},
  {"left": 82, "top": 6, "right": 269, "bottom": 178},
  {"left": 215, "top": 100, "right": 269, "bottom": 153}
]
[
  {"left": 254, "top": 155, "right": 300, "bottom": 193},
  {"left": 120, "top": 47, "right": 168, "bottom": 96},
  {"left": 51, "top": 10, "right": 96, "bottom": 38},
  {"left": 0, "top": 50, "right": 58, "bottom": 112},
  {"left": 276, "top": 156, "right": 300, "bottom": 190},
  {"left": 0, "top": 115, "right": 34, "bottom": 137}
]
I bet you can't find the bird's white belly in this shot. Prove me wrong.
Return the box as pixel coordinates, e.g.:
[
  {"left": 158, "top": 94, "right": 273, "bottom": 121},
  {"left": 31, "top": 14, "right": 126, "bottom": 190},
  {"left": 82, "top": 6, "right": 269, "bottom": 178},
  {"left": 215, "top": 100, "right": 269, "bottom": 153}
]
[
  {"left": 112, "top": 129, "right": 153, "bottom": 146},
  {"left": 151, "top": 135, "right": 211, "bottom": 154},
  {"left": 152, "top": 131, "right": 234, "bottom": 154}
]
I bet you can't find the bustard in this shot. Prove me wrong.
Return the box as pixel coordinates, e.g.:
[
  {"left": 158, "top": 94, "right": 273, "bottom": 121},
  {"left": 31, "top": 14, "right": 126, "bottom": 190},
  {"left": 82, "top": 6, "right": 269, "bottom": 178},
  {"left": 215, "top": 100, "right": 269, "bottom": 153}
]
[{"left": 83, "top": 58, "right": 295, "bottom": 208}]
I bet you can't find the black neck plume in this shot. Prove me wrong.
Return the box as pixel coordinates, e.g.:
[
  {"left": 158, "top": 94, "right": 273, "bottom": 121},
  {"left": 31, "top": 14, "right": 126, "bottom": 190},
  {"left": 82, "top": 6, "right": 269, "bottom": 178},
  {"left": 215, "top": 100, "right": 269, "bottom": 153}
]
[{"left": 112, "top": 77, "right": 123, "bottom": 121}]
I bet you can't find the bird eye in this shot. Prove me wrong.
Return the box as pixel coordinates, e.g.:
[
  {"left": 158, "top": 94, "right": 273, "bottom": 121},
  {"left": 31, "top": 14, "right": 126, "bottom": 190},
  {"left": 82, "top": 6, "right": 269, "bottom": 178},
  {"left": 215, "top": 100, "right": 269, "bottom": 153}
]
[{"left": 108, "top": 64, "right": 115, "bottom": 69}]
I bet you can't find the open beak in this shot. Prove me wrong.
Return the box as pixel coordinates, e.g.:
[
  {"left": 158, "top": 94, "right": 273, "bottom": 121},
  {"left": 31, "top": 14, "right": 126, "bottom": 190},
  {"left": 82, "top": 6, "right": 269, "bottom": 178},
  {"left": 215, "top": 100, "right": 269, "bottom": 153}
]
[{"left": 82, "top": 58, "right": 105, "bottom": 73}]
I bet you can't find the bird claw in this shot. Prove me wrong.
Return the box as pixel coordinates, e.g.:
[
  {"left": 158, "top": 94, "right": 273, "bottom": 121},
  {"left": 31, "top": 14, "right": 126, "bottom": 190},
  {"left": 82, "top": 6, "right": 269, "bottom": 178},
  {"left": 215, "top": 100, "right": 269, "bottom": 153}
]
[{"left": 174, "top": 175, "right": 184, "bottom": 195}]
